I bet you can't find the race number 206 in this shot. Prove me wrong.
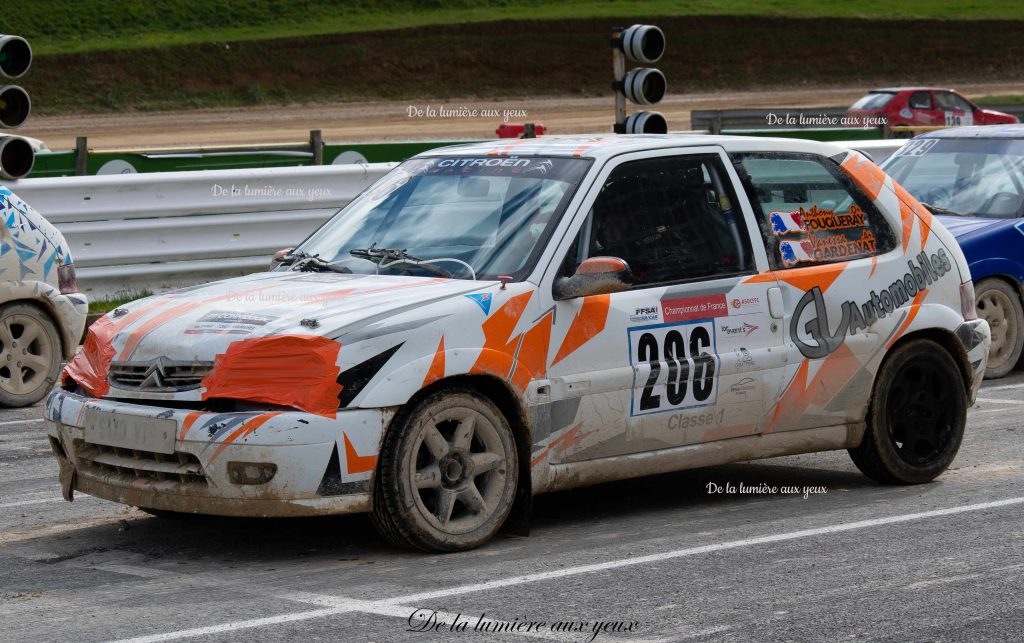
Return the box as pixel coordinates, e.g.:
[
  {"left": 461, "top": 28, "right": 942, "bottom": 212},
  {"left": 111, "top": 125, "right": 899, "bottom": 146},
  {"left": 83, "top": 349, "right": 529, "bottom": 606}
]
[{"left": 629, "top": 321, "right": 719, "bottom": 416}]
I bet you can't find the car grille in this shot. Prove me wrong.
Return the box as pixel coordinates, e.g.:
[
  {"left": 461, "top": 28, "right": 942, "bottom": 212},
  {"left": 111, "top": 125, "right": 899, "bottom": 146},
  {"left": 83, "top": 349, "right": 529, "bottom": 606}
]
[
  {"left": 73, "top": 439, "right": 208, "bottom": 486},
  {"left": 108, "top": 360, "right": 214, "bottom": 392}
]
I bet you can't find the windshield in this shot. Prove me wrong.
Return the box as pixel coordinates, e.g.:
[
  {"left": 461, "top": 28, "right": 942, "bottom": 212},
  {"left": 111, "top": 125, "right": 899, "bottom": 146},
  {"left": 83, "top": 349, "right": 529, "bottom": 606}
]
[
  {"left": 881, "top": 137, "right": 1024, "bottom": 219},
  {"left": 292, "top": 155, "right": 591, "bottom": 280},
  {"left": 850, "top": 92, "right": 896, "bottom": 110}
]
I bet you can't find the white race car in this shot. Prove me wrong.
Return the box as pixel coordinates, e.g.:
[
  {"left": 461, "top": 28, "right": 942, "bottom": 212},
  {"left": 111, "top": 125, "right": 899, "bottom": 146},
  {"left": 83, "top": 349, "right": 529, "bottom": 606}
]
[
  {"left": 46, "top": 135, "right": 988, "bottom": 551},
  {"left": 0, "top": 186, "right": 87, "bottom": 407}
]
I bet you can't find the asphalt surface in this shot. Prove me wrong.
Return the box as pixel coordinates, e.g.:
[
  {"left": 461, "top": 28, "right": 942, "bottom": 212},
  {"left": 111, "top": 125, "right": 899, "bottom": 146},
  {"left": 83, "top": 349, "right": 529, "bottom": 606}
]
[{"left": 1, "top": 374, "right": 1023, "bottom": 642}]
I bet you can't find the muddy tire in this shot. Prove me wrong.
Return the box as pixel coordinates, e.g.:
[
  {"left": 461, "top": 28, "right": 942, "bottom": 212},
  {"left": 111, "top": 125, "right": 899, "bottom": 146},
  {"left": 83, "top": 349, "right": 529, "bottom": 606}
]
[
  {"left": 371, "top": 387, "right": 518, "bottom": 552},
  {"left": 0, "top": 303, "right": 62, "bottom": 408},
  {"left": 974, "top": 278, "right": 1023, "bottom": 379},
  {"left": 849, "top": 339, "right": 966, "bottom": 485}
]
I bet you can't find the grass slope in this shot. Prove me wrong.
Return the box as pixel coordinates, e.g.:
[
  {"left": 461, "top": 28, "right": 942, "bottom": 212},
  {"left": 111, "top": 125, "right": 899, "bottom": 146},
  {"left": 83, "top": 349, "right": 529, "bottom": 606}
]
[
  {"left": 5, "top": 0, "right": 1024, "bottom": 54},
  {"left": 22, "top": 15, "right": 1024, "bottom": 115}
]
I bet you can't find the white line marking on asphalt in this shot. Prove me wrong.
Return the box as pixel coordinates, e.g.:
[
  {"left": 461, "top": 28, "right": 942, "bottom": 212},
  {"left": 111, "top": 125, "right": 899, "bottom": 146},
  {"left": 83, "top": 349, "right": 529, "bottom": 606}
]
[
  {"left": 0, "top": 418, "right": 44, "bottom": 427},
  {"left": 0, "top": 473, "right": 63, "bottom": 485},
  {"left": 281, "top": 593, "right": 570, "bottom": 642},
  {"left": 0, "top": 512, "right": 134, "bottom": 546},
  {"left": 0, "top": 497, "right": 63, "bottom": 508},
  {"left": 0, "top": 430, "right": 48, "bottom": 440},
  {"left": 94, "top": 564, "right": 179, "bottom": 579},
  {"left": 904, "top": 572, "right": 981, "bottom": 590},
  {"left": 975, "top": 397, "right": 1024, "bottom": 405},
  {"left": 978, "top": 381, "right": 1024, "bottom": 393},
  {"left": 110, "top": 496, "right": 1024, "bottom": 643}
]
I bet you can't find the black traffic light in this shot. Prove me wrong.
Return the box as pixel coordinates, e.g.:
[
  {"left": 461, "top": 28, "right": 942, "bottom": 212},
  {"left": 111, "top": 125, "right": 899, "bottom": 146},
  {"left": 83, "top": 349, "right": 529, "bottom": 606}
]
[
  {"left": 611, "top": 25, "right": 668, "bottom": 134},
  {"left": 0, "top": 35, "right": 35, "bottom": 179}
]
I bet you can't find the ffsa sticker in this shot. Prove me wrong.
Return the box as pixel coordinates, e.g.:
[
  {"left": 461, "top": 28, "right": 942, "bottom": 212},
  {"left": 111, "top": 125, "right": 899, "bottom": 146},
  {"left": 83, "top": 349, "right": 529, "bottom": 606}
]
[{"left": 628, "top": 321, "right": 719, "bottom": 416}]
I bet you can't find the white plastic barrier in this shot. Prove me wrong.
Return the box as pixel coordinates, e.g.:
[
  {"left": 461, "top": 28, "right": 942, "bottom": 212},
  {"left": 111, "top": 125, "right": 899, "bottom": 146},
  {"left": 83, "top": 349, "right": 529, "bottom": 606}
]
[{"left": 3, "top": 163, "right": 394, "bottom": 297}]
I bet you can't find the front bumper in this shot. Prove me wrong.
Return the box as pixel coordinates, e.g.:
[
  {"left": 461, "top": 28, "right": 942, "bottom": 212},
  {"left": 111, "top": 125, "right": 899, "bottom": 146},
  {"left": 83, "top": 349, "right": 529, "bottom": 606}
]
[
  {"left": 44, "top": 388, "right": 394, "bottom": 517},
  {"left": 956, "top": 318, "right": 991, "bottom": 404}
]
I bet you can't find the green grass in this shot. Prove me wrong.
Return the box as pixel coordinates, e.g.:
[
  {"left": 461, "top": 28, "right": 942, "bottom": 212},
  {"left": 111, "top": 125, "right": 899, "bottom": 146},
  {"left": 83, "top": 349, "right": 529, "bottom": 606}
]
[
  {"left": 6, "top": 0, "right": 1024, "bottom": 55},
  {"left": 89, "top": 290, "right": 152, "bottom": 315},
  {"left": 972, "top": 94, "right": 1024, "bottom": 105}
]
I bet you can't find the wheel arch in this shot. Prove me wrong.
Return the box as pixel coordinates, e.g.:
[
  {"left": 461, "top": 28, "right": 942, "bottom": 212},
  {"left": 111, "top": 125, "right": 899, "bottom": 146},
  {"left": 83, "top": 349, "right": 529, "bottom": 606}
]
[
  {"left": 377, "top": 372, "right": 534, "bottom": 536},
  {"left": 883, "top": 327, "right": 973, "bottom": 396},
  {"left": 0, "top": 296, "right": 67, "bottom": 356},
  {"left": 973, "top": 273, "right": 1024, "bottom": 302}
]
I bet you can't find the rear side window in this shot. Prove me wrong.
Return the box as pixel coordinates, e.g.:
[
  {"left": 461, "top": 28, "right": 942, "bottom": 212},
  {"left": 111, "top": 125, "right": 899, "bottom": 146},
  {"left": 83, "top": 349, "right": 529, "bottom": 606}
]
[
  {"left": 908, "top": 91, "right": 933, "bottom": 110},
  {"left": 732, "top": 153, "right": 897, "bottom": 269},
  {"left": 850, "top": 92, "right": 895, "bottom": 110},
  {"left": 934, "top": 92, "right": 972, "bottom": 112}
]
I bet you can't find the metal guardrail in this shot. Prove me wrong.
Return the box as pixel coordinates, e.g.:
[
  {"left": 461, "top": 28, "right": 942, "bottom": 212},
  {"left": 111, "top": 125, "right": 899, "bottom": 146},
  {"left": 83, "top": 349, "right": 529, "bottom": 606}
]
[
  {"left": 29, "top": 135, "right": 470, "bottom": 178},
  {"left": 693, "top": 104, "right": 1024, "bottom": 137},
  {"left": 692, "top": 108, "right": 851, "bottom": 133},
  {"left": 4, "top": 163, "right": 393, "bottom": 298}
]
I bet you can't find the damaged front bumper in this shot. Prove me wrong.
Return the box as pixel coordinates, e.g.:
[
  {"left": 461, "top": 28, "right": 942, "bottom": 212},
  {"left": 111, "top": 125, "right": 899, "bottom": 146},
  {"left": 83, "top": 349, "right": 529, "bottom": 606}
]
[
  {"left": 956, "top": 318, "right": 991, "bottom": 404},
  {"left": 44, "top": 387, "right": 394, "bottom": 517}
]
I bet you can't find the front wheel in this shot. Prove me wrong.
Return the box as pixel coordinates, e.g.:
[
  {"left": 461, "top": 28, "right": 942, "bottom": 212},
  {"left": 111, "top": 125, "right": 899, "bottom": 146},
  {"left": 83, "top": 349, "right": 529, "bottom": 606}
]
[
  {"left": 849, "top": 339, "right": 966, "bottom": 484},
  {"left": 0, "top": 303, "right": 62, "bottom": 408},
  {"left": 974, "top": 278, "right": 1024, "bottom": 379},
  {"left": 371, "top": 388, "right": 518, "bottom": 552}
]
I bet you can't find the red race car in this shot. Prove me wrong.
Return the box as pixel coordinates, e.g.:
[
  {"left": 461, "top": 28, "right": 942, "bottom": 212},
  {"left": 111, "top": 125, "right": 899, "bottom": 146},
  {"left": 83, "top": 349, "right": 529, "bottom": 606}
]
[{"left": 847, "top": 87, "right": 1018, "bottom": 128}]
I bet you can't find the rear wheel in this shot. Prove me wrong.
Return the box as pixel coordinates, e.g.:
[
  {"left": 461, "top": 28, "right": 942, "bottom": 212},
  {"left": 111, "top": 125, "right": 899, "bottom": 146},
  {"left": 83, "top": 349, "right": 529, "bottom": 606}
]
[
  {"left": 371, "top": 388, "right": 518, "bottom": 552},
  {"left": 849, "top": 339, "right": 966, "bottom": 484},
  {"left": 0, "top": 303, "right": 62, "bottom": 408},
  {"left": 974, "top": 278, "right": 1023, "bottom": 379}
]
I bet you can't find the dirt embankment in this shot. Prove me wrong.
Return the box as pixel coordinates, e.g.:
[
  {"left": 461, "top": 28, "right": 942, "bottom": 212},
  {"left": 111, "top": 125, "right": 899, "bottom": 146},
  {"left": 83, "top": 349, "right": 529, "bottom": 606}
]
[
  {"left": 25, "top": 15, "right": 1024, "bottom": 115},
  {"left": 20, "top": 82, "right": 1024, "bottom": 151}
]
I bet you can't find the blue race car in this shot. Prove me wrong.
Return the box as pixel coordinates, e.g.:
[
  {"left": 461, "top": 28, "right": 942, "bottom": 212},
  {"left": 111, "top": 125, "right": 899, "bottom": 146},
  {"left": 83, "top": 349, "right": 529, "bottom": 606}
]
[{"left": 882, "top": 125, "right": 1024, "bottom": 378}]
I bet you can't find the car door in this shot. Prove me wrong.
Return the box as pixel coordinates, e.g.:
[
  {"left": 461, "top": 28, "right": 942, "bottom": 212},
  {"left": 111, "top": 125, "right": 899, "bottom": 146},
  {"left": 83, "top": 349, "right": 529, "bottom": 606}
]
[
  {"left": 935, "top": 91, "right": 973, "bottom": 127},
  {"left": 730, "top": 151, "right": 900, "bottom": 433},
  {"left": 539, "top": 147, "right": 783, "bottom": 463},
  {"left": 905, "top": 90, "right": 938, "bottom": 126},
  {"left": 949, "top": 92, "right": 977, "bottom": 126}
]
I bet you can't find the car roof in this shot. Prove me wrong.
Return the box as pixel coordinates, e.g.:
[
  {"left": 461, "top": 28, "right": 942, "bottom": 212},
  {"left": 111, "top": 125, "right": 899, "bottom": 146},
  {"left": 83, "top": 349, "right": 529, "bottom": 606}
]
[
  {"left": 868, "top": 87, "right": 955, "bottom": 93},
  {"left": 920, "top": 123, "right": 1024, "bottom": 139},
  {"left": 415, "top": 134, "right": 848, "bottom": 162}
]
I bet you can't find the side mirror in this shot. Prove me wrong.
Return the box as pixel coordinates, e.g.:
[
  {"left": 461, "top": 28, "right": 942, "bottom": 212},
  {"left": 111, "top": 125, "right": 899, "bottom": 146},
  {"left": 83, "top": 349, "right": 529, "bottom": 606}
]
[
  {"left": 553, "top": 256, "right": 633, "bottom": 300},
  {"left": 270, "top": 247, "right": 293, "bottom": 269}
]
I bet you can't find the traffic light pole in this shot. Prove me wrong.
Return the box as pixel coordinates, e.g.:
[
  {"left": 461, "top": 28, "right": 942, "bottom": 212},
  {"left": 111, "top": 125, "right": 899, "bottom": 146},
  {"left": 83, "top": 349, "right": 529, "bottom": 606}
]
[{"left": 611, "top": 28, "right": 626, "bottom": 134}]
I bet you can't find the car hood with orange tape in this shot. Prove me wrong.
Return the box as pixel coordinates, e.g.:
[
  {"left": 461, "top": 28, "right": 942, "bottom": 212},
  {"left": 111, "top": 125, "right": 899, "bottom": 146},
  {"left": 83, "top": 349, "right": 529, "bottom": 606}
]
[{"left": 64, "top": 271, "right": 493, "bottom": 414}]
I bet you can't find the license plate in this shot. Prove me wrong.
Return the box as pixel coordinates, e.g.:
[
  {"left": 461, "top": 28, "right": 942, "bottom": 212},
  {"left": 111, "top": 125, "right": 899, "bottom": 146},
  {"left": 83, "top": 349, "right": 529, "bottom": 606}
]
[{"left": 82, "top": 408, "right": 177, "bottom": 454}]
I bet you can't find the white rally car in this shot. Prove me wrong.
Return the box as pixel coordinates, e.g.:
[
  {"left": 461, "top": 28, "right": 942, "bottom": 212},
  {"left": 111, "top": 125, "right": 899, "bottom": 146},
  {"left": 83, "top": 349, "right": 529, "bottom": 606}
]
[
  {"left": 46, "top": 136, "right": 989, "bottom": 551},
  {"left": 0, "top": 185, "right": 87, "bottom": 407}
]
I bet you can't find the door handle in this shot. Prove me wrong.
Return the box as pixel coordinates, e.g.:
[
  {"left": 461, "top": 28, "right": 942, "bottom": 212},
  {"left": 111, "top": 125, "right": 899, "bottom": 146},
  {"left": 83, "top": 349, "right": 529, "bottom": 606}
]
[{"left": 767, "top": 287, "right": 784, "bottom": 320}]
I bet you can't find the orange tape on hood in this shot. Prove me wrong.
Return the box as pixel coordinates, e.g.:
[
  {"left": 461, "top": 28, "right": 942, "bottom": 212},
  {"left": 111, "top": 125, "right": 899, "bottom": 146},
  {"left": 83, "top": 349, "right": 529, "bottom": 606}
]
[
  {"left": 201, "top": 335, "right": 343, "bottom": 417},
  {"left": 63, "top": 315, "right": 117, "bottom": 397}
]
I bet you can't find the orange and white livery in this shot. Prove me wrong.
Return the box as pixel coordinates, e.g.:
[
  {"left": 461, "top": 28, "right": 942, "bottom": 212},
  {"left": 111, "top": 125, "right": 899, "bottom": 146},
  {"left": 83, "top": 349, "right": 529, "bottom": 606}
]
[{"left": 45, "top": 135, "right": 989, "bottom": 551}]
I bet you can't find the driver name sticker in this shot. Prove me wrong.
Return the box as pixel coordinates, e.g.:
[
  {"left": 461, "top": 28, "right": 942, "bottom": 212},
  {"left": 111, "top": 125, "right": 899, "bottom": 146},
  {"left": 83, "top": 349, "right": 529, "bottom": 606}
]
[
  {"left": 185, "top": 311, "right": 276, "bottom": 335},
  {"left": 628, "top": 321, "right": 719, "bottom": 416},
  {"left": 776, "top": 205, "right": 876, "bottom": 266}
]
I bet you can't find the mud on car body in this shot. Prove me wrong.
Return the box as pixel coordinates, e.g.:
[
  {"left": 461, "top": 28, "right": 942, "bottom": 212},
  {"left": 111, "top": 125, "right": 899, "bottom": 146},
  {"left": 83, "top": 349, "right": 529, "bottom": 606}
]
[
  {"left": 0, "top": 186, "right": 86, "bottom": 407},
  {"left": 46, "top": 135, "right": 988, "bottom": 551}
]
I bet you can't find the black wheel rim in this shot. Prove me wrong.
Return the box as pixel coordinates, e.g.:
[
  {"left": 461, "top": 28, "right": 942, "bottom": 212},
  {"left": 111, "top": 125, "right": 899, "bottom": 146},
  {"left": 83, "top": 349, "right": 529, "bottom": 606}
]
[{"left": 885, "top": 357, "right": 957, "bottom": 467}]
